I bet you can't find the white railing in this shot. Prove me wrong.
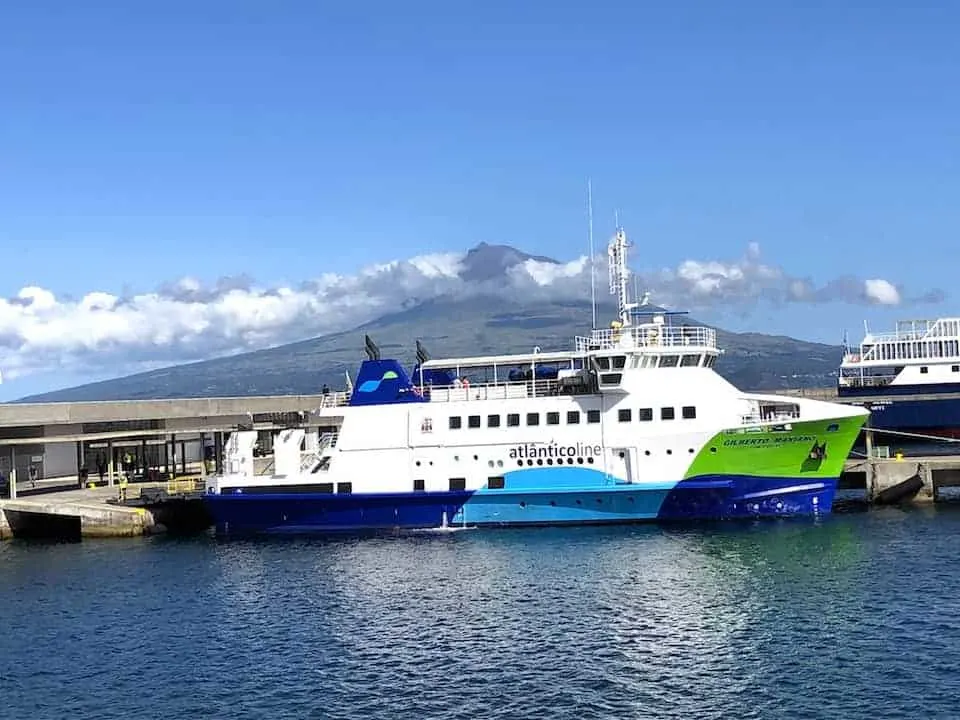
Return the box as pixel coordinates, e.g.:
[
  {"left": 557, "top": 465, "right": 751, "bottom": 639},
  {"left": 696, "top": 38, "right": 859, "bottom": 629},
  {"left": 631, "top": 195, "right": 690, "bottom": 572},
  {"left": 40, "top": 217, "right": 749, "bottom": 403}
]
[
  {"left": 318, "top": 432, "right": 339, "bottom": 453},
  {"left": 741, "top": 402, "right": 801, "bottom": 425},
  {"left": 838, "top": 374, "right": 897, "bottom": 388},
  {"left": 575, "top": 324, "right": 717, "bottom": 353},
  {"left": 424, "top": 378, "right": 588, "bottom": 403},
  {"left": 319, "top": 391, "right": 351, "bottom": 408}
]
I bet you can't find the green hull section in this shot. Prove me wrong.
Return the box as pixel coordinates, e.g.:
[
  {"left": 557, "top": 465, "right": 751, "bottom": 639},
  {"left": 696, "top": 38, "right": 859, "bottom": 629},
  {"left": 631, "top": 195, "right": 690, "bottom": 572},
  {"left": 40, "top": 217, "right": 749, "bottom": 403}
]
[{"left": 684, "top": 414, "right": 867, "bottom": 480}]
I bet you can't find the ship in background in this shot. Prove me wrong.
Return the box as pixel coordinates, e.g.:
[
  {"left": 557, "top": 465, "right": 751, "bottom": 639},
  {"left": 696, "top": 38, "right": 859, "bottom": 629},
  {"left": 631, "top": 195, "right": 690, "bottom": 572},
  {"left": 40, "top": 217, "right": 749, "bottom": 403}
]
[
  {"left": 202, "top": 225, "right": 869, "bottom": 534},
  {"left": 839, "top": 318, "right": 960, "bottom": 440}
]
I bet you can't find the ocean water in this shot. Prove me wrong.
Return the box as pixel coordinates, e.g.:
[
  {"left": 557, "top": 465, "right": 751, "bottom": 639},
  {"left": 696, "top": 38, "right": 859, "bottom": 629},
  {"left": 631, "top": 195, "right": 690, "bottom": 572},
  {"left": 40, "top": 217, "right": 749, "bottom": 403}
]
[{"left": 2, "top": 507, "right": 960, "bottom": 719}]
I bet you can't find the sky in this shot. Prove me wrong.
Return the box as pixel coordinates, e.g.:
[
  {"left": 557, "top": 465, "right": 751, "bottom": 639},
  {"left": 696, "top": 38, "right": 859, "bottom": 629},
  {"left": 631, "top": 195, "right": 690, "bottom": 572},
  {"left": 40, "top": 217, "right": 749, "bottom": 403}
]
[{"left": 1, "top": 1, "right": 958, "bottom": 400}]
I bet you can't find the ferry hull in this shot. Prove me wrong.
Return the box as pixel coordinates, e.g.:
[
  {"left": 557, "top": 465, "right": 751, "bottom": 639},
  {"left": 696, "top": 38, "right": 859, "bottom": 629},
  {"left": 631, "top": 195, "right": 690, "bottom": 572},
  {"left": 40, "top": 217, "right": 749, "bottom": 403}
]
[
  {"left": 838, "top": 383, "right": 960, "bottom": 437},
  {"left": 203, "top": 475, "right": 837, "bottom": 534}
]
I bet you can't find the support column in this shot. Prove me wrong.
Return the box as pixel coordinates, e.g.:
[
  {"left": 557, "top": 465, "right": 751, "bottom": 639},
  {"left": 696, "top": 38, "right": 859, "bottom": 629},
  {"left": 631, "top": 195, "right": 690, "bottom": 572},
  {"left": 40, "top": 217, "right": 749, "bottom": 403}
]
[
  {"left": 107, "top": 440, "right": 115, "bottom": 487},
  {"left": 214, "top": 432, "right": 223, "bottom": 474},
  {"left": 141, "top": 438, "right": 148, "bottom": 478},
  {"left": 180, "top": 441, "right": 187, "bottom": 475},
  {"left": 9, "top": 446, "right": 16, "bottom": 499},
  {"left": 199, "top": 433, "right": 207, "bottom": 479},
  {"left": 76, "top": 441, "right": 83, "bottom": 479},
  {"left": 170, "top": 434, "right": 177, "bottom": 478}
]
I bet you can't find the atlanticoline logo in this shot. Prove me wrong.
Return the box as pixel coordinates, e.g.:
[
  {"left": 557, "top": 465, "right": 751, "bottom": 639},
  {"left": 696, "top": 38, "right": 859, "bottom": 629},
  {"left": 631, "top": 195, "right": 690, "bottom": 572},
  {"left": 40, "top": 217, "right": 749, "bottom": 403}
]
[{"left": 358, "top": 370, "right": 399, "bottom": 393}]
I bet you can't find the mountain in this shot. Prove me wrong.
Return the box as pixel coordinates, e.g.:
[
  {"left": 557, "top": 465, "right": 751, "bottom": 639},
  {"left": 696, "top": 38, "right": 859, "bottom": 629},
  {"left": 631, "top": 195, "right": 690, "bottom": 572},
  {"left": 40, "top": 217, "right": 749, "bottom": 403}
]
[{"left": 15, "top": 293, "right": 842, "bottom": 403}]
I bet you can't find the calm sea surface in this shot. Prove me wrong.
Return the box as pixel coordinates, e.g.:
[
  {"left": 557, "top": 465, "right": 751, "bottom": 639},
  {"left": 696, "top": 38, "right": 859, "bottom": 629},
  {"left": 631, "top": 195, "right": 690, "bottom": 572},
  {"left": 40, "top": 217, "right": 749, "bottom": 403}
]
[{"left": 3, "top": 506, "right": 960, "bottom": 719}]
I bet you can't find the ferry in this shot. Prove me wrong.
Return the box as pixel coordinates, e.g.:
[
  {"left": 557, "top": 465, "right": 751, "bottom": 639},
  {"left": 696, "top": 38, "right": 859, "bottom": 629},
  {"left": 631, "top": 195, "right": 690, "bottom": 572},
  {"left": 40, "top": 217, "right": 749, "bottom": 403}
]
[
  {"left": 203, "top": 226, "right": 869, "bottom": 533},
  {"left": 839, "top": 318, "right": 960, "bottom": 437}
]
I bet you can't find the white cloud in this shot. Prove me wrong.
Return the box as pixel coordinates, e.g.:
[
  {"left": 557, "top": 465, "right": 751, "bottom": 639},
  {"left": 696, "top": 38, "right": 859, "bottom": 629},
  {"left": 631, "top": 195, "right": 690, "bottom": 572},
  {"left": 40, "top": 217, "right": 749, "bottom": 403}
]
[
  {"left": 863, "top": 278, "right": 901, "bottom": 306},
  {"left": 0, "top": 241, "right": 942, "bottom": 382}
]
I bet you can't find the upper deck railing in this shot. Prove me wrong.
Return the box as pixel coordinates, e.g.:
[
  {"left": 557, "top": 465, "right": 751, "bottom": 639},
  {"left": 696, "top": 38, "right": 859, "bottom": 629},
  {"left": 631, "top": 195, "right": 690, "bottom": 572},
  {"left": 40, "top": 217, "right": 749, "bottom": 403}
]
[{"left": 575, "top": 324, "right": 717, "bottom": 353}]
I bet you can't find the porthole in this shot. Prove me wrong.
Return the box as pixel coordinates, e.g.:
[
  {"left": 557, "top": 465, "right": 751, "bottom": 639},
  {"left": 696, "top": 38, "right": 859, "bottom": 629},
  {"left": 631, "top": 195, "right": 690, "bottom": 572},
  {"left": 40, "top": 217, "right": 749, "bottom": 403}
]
[
  {"left": 416, "top": 460, "right": 421, "bottom": 466},
  {"left": 666, "top": 449, "right": 673, "bottom": 455},
  {"left": 710, "top": 447, "right": 717, "bottom": 453},
  {"left": 587, "top": 457, "right": 594, "bottom": 464},
  {"left": 519, "top": 501, "right": 526, "bottom": 508},
  {"left": 577, "top": 457, "right": 584, "bottom": 464},
  {"left": 517, "top": 460, "right": 524, "bottom": 467},
  {"left": 688, "top": 448, "right": 695, "bottom": 453},
  {"left": 644, "top": 450, "right": 651, "bottom": 456},
  {"left": 536, "top": 459, "right": 544, "bottom": 466}
]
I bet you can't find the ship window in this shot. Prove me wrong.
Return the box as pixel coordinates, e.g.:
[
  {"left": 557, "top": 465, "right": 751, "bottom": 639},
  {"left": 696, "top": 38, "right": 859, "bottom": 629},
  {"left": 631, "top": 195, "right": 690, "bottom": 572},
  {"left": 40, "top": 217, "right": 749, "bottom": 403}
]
[
  {"left": 827, "top": 424, "right": 839, "bottom": 432},
  {"left": 953, "top": 366, "right": 959, "bottom": 372},
  {"left": 413, "top": 479, "right": 425, "bottom": 492},
  {"left": 921, "top": 366, "right": 929, "bottom": 374},
  {"left": 638, "top": 408, "right": 653, "bottom": 421},
  {"left": 567, "top": 411, "right": 580, "bottom": 424},
  {"left": 660, "top": 355, "right": 679, "bottom": 367},
  {"left": 487, "top": 476, "right": 505, "bottom": 490},
  {"left": 468, "top": 415, "right": 481, "bottom": 428},
  {"left": 449, "top": 477, "right": 466, "bottom": 491},
  {"left": 507, "top": 413, "right": 520, "bottom": 427},
  {"left": 547, "top": 412, "right": 560, "bottom": 425},
  {"left": 337, "top": 482, "right": 353, "bottom": 494},
  {"left": 682, "top": 406, "right": 697, "bottom": 419},
  {"left": 527, "top": 412, "right": 540, "bottom": 426},
  {"left": 661, "top": 407, "right": 675, "bottom": 420},
  {"left": 596, "top": 356, "right": 611, "bottom": 370},
  {"left": 488, "top": 414, "right": 501, "bottom": 428},
  {"left": 449, "top": 416, "right": 462, "bottom": 430},
  {"left": 587, "top": 410, "right": 601, "bottom": 424},
  {"left": 612, "top": 356, "right": 626, "bottom": 369},
  {"left": 680, "top": 354, "right": 699, "bottom": 367},
  {"left": 618, "top": 408, "right": 632, "bottom": 422},
  {"left": 600, "top": 373, "right": 622, "bottom": 384}
]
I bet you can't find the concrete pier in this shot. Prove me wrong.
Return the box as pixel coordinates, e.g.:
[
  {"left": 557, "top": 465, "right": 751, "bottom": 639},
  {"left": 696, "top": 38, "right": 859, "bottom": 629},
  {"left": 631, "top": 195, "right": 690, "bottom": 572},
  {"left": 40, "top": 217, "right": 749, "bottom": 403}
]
[{"left": 0, "top": 485, "right": 158, "bottom": 540}]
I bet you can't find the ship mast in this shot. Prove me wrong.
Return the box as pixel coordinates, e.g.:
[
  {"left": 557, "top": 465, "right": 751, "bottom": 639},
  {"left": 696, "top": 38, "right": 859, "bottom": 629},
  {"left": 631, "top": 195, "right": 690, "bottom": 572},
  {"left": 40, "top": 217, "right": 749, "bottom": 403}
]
[{"left": 607, "top": 226, "right": 637, "bottom": 327}]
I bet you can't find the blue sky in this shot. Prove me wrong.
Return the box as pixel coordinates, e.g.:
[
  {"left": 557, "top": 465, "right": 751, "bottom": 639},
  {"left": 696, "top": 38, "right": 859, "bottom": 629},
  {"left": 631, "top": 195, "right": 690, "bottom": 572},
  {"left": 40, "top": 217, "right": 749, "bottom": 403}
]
[{"left": 1, "top": 1, "right": 958, "bottom": 400}]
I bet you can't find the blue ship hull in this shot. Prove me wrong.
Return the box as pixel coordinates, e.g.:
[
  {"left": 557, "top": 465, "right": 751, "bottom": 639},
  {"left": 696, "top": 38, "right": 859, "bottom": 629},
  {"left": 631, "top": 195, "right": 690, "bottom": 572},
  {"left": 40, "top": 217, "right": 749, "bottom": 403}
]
[
  {"left": 203, "top": 475, "right": 837, "bottom": 535},
  {"left": 838, "top": 383, "right": 960, "bottom": 433}
]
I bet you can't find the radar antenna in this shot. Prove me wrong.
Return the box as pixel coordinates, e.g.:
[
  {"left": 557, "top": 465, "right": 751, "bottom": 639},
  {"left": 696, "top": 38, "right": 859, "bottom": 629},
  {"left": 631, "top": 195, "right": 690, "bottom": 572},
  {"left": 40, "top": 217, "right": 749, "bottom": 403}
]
[{"left": 607, "top": 226, "right": 638, "bottom": 326}]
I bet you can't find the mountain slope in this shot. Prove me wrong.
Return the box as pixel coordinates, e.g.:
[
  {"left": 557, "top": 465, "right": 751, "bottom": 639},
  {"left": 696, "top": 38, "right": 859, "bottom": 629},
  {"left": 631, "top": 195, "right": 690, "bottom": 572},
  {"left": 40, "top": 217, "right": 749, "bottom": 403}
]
[{"left": 15, "top": 295, "right": 841, "bottom": 402}]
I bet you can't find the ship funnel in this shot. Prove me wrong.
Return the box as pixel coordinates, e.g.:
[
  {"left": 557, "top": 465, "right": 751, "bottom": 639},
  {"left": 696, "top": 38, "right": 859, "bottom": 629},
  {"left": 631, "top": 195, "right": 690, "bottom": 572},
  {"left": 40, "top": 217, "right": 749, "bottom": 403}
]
[{"left": 364, "top": 334, "right": 381, "bottom": 361}]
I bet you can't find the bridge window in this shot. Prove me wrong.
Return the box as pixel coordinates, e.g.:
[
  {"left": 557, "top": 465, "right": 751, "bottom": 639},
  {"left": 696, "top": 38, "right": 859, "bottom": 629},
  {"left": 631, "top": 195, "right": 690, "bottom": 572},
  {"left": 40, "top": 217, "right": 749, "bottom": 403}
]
[
  {"left": 638, "top": 408, "right": 653, "bottom": 421},
  {"left": 527, "top": 413, "right": 540, "bottom": 426},
  {"left": 547, "top": 412, "right": 560, "bottom": 425},
  {"left": 618, "top": 409, "right": 632, "bottom": 422},
  {"left": 468, "top": 415, "right": 481, "bottom": 428},
  {"left": 661, "top": 407, "right": 675, "bottom": 420},
  {"left": 488, "top": 414, "right": 501, "bottom": 428},
  {"left": 567, "top": 410, "right": 581, "bottom": 424},
  {"left": 507, "top": 413, "right": 520, "bottom": 427},
  {"left": 612, "top": 356, "right": 627, "bottom": 369},
  {"left": 599, "top": 373, "right": 622, "bottom": 384},
  {"left": 680, "top": 354, "right": 699, "bottom": 367},
  {"left": 449, "top": 416, "right": 462, "bottom": 430},
  {"left": 487, "top": 476, "right": 505, "bottom": 490},
  {"left": 587, "top": 410, "right": 601, "bottom": 424},
  {"left": 682, "top": 406, "right": 697, "bottom": 419},
  {"left": 596, "top": 356, "right": 611, "bottom": 370}
]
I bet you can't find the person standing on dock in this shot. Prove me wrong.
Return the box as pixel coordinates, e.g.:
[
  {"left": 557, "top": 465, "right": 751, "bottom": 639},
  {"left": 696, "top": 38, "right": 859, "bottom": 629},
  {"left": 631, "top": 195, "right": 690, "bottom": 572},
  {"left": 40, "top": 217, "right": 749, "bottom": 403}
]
[{"left": 118, "top": 473, "right": 128, "bottom": 502}]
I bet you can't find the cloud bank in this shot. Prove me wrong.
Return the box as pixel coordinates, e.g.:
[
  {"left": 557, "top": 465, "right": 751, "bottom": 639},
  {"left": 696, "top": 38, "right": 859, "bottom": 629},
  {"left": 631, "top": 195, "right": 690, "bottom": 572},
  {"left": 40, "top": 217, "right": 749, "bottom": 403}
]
[{"left": 0, "top": 242, "right": 944, "bottom": 382}]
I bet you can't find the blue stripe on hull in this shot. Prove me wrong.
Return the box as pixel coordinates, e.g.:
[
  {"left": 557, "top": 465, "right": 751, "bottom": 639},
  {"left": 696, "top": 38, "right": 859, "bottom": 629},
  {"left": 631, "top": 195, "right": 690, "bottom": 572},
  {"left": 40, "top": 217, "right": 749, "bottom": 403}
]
[
  {"left": 838, "top": 382, "right": 960, "bottom": 397},
  {"left": 203, "top": 475, "right": 836, "bottom": 534}
]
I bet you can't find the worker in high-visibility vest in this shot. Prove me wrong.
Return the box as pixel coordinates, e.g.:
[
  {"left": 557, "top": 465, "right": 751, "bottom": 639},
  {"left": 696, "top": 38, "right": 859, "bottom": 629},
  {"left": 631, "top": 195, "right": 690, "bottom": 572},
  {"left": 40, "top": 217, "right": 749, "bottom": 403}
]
[{"left": 118, "top": 473, "right": 129, "bottom": 502}]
